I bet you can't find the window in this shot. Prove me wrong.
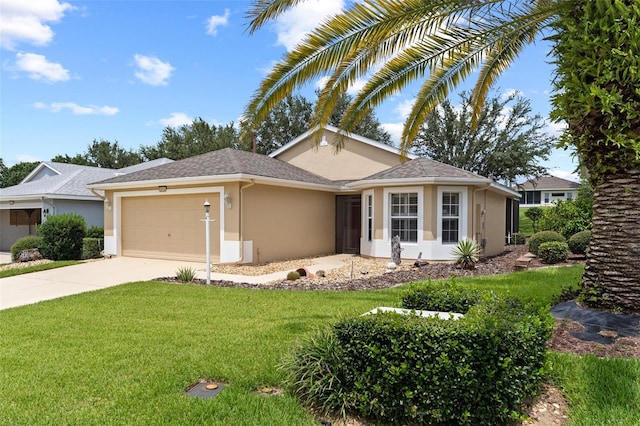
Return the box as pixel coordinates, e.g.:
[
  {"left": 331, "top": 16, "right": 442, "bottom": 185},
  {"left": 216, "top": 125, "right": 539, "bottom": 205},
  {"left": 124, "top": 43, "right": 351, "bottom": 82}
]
[
  {"left": 366, "top": 194, "right": 373, "bottom": 241},
  {"left": 390, "top": 192, "right": 418, "bottom": 242},
  {"left": 551, "top": 192, "right": 565, "bottom": 197},
  {"left": 441, "top": 192, "right": 460, "bottom": 244},
  {"left": 544, "top": 193, "right": 550, "bottom": 203},
  {"left": 567, "top": 192, "right": 573, "bottom": 200}
]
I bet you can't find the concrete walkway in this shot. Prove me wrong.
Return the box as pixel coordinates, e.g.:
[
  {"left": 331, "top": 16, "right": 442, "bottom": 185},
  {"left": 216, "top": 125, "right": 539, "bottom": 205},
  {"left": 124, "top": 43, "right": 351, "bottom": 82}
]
[{"left": 0, "top": 253, "right": 353, "bottom": 310}]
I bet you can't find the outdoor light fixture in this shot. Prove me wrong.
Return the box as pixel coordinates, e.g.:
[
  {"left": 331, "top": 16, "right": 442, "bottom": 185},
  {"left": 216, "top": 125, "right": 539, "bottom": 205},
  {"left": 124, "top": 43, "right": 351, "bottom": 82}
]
[
  {"left": 104, "top": 199, "right": 112, "bottom": 211},
  {"left": 203, "top": 200, "right": 211, "bottom": 285},
  {"left": 9, "top": 200, "right": 14, "bottom": 205},
  {"left": 158, "top": 185, "right": 167, "bottom": 192},
  {"left": 224, "top": 193, "right": 231, "bottom": 209}
]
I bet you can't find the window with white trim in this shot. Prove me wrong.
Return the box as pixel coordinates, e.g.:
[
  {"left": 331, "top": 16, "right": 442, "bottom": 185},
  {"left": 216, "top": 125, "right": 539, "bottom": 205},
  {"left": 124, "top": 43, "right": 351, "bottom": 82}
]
[
  {"left": 366, "top": 194, "right": 373, "bottom": 241},
  {"left": 390, "top": 192, "right": 418, "bottom": 242},
  {"left": 441, "top": 192, "right": 460, "bottom": 244}
]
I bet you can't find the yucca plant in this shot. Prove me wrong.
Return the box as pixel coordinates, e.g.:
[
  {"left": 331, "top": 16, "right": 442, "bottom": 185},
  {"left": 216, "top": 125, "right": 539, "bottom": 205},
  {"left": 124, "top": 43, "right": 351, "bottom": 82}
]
[
  {"left": 176, "top": 266, "right": 197, "bottom": 283},
  {"left": 451, "top": 239, "right": 482, "bottom": 270}
]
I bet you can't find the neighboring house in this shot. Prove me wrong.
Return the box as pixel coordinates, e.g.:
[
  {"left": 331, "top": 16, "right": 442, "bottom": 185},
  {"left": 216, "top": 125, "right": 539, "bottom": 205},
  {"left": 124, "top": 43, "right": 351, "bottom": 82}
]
[
  {"left": 88, "top": 125, "right": 521, "bottom": 264},
  {"left": 518, "top": 175, "right": 581, "bottom": 207},
  {"left": 0, "top": 159, "right": 172, "bottom": 251}
]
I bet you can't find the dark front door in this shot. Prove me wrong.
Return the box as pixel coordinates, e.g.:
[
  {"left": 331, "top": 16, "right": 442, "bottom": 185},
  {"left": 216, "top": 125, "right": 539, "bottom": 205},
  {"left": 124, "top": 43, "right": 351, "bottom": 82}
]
[{"left": 336, "top": 195, "right": 361, "bottom": 254}]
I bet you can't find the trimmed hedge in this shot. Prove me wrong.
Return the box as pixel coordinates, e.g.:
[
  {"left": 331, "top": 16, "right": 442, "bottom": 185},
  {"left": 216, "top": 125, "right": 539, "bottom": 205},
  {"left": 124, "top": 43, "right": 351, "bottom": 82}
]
[
  {"left": 82, "top": 238, "right": 104, "bottom": 259},
  {"left": 568, "top": 230, "right": 591, "bottom": 255},
  {"left": 528, "top": 230, "right": 565, "bottom": 255},
  {"left": 10, "top": 235, "right": 42, "bottom": 262},
  {"left": 402, "top": 280, "right": 481, "bottom": 314},
  {"left": 538, "top": 241, "right": 569, "bottom": 264},
  {"left": 86, "top": 226, "right": 104, "bottom": 239},
  {"left": 38, "top": 213, "right": 86, "bottom": 260},
  {"left": 281, "top": 292, "right": 553, "bottom": 425}
]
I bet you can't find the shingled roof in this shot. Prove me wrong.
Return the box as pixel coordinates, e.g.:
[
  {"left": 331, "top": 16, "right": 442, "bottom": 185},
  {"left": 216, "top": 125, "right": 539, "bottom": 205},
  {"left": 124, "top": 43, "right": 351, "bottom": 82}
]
[
  {"left": 90, "top": 148, "right": 337, "bottom": 188},
  {"left": 520, "top": 175, "right": 580, "bottom": 190},
  {"left": 355, "top": 157, "right": 488, "bottom": 182}
]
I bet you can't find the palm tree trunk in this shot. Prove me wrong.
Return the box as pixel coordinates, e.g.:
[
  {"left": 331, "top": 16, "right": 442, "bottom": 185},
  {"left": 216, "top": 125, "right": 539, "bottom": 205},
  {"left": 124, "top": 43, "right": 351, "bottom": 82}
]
[{"left": 582, "top": 170, "right": 640, "bottom": 312}]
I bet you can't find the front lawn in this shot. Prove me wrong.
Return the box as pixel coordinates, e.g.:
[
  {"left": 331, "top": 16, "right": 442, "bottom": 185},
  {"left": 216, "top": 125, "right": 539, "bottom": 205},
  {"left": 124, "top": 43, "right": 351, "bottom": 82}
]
[{"left": 1, "top": 265, "right": 638, "bottom": 425}]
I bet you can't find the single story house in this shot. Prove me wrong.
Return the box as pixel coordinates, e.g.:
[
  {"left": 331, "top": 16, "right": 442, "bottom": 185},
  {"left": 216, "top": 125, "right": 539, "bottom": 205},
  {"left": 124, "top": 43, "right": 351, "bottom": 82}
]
[
  {"left": 518, "top": 175, "right": 581, "bottom": 207},
  {"left": 88, "top": 126, "right": 521, "bottom": 264},
  {"left": 0, "top": 159, "right": 172, "bottom": 251}
]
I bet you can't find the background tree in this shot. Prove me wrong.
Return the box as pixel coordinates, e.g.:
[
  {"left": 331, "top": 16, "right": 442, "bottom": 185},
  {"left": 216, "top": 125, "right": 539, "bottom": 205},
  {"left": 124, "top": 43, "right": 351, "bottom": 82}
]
[
  {"left": 140, "top": 118, "right": 239, "bottom": 161},
  {"left": 412, "top": 92, "right": 554, "bottom": 184},
  {"left": 240, "top": 94, "right": 313, "bottom": 154},
  {"left": 52, "top": 139, "right": 141, "bottom": 169},
  {"left": 0, "top": 161, "right": 39, "bottom": 188},
  {"left": 241, "top": 92, "right": 392, "bottom": 154},
  {"left": 524, "top": 207, "right": 544, "bottom": 234},
  {"left": 328, "top": 92, "right": 392, "bottom": 145}
]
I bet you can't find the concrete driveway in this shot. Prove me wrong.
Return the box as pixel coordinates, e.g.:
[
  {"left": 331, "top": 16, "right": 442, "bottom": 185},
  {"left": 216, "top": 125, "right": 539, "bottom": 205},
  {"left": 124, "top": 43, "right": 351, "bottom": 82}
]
[
  {"left": 0, "top": 253, "right": 353, "bottom": 311},
  {"left": 0, "top": 256, "right": 206, "bottom": 310}
]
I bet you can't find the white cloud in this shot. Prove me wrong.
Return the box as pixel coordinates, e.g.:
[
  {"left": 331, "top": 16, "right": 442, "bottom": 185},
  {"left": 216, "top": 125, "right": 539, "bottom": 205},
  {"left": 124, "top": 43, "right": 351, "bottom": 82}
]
[
  {"left": 273, "top": 0, "right": 344, "bottom": 51},
  {"left": 0, "top": 0, "right": 75, "bottom": 50},
  {"left": 16, "top": 154, "right": 42, "bottom": 163},
  {"left": 501, "top": 88, "right": 522, "bottom": 100},
  {"left": 394, "top": 98, "right": 415, "bottom": 120},
  {"left": 545, "top": 120, "right": 567, "bottom": 136},
  {"left": 15, "top": 52, "right": 69, "bottom": 83},
  {"left": 381, "top": 122, "right": 404, "bottom": 146},
  {"left": 34, "top": 101, "right": 119, "bottom": 115},
  {"left": 133, "top": 54, "right": 174, "bottom": 86},
  {"left": 158, "top": 112, "right": 193, "bottom": 127},
  {"left": 206, "top": 9, "right": 230, "bottom": 36}
]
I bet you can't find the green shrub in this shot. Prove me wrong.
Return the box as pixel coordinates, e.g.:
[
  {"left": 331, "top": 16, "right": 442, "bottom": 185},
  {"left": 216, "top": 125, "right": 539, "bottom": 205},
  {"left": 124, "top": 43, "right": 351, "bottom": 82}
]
[
  {"left": 287, "top": 271, "right": 300, "bottom": 281},
  {"left": 451, "top": 238, "right": 481, "bottom": 269},
  {"left": 568, "top": 230, "right": 591, "bottom": 255},
  {"left": 279, "top": 328, "right": 351, "bottom": 417},
  {"left": 10, "top": 235, "right": 42, "bottom": 261},
  {"left": 511, "top": 233, "right": 526, "bottom": 245},
  {"left": 402, "top": 280, "right": 481, "bottom": 314},
  {"left": 336, "top": 303, "right": 550, "bottom": 424},
  {"left": 38, "top": 213, "right": 87, "bottom": 260},
  {"left": 528, "top": 230, "right": 565, "bottom": 255},
  {"left": 538, "top": 199, "right": 591, "bottom": 240},
  {"left": 82, "top": 238, "right": 103, "bottom": 259},
  {"left": 538, "top": 241, "right": 569, "bottom": 264},
  {"left": 86, "top": 226, "right": 104, "bottom": 239},
  {"left": 176, "top": 266, "right": 197, "bottom": 282}
]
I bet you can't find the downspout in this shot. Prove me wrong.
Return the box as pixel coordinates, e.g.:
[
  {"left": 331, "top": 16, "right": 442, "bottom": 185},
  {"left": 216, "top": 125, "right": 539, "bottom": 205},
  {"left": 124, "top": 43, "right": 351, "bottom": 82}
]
[{"left": 231, "top": 179, "right": 255, "bottom": 264}]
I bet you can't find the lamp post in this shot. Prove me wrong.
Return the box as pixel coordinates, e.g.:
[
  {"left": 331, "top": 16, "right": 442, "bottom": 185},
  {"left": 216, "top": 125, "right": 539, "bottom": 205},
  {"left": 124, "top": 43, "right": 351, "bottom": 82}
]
[{"left": 203, "top": 200, "right": 211, "bottom": 284}]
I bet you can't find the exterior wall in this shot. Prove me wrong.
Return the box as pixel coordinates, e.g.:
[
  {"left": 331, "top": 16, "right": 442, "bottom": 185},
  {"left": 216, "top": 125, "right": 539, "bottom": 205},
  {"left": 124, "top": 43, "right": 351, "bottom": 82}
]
[
  {"left": 0, "top": 209, "right": 36, "bottom": 251},
  {"left": 482, "top": 190, "right": 508, "bottom": 257},
  {"left": 50, "top": 200, "right": 104, "bottom": 228},
  {"left": 274, "top": 130, "right": 404, "bottom": 180},
  {"left": 242, "top": 184, "right": 335, "bottom": 263},
  {"left": 360, "top": 184, "right": 508, "bottom": 261}
]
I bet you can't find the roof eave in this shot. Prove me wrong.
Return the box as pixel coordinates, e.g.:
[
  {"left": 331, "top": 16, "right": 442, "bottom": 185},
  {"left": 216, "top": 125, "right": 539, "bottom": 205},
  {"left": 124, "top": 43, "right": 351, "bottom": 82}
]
[
  {"left": 89, "top": 174, "right": 341, "bottom": 193},
  {"left": 346, "top": 177, "right": 492, "bottom": 189}
]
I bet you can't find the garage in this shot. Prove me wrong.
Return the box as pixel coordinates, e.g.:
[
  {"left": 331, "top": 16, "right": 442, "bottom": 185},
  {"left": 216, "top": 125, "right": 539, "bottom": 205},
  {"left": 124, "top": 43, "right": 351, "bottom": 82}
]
[{"left": 121, "top": 193, "right": 220, "bottom": 262}]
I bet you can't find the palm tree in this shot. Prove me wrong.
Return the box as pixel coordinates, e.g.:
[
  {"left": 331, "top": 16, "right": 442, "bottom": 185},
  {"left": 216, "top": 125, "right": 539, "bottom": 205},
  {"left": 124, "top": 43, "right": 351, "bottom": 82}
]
[{"left": 244, "top": 0, "right": 640, "bottom": 312}]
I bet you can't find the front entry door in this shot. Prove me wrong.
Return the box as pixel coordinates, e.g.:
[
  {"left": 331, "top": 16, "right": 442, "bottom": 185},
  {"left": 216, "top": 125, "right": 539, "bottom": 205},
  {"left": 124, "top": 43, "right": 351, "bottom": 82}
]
[{"left": 336, "top": 195, "right": 361, "bottom": 254}]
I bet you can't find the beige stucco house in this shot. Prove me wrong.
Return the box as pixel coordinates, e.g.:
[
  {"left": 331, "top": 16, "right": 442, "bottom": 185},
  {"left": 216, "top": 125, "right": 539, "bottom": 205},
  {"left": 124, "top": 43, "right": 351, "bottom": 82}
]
[{"left": 87, "top": 126, "right": 520, "bottom": 264}]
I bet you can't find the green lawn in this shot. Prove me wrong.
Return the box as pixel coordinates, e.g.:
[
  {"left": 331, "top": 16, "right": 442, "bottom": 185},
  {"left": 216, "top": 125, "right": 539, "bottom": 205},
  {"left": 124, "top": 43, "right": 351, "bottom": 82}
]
[
  {"left": 0, "top": 260, "right": 80, "bottom": 278},
  {"left": 1, "top": 265, "right": 639, "bottom": 425}
]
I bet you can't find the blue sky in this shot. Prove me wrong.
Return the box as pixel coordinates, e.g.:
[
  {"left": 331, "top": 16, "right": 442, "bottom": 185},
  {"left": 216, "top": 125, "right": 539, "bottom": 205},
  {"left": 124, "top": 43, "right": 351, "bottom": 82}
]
[{"left": 0, "top": 0, "right": 578, "bottom": 181}]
